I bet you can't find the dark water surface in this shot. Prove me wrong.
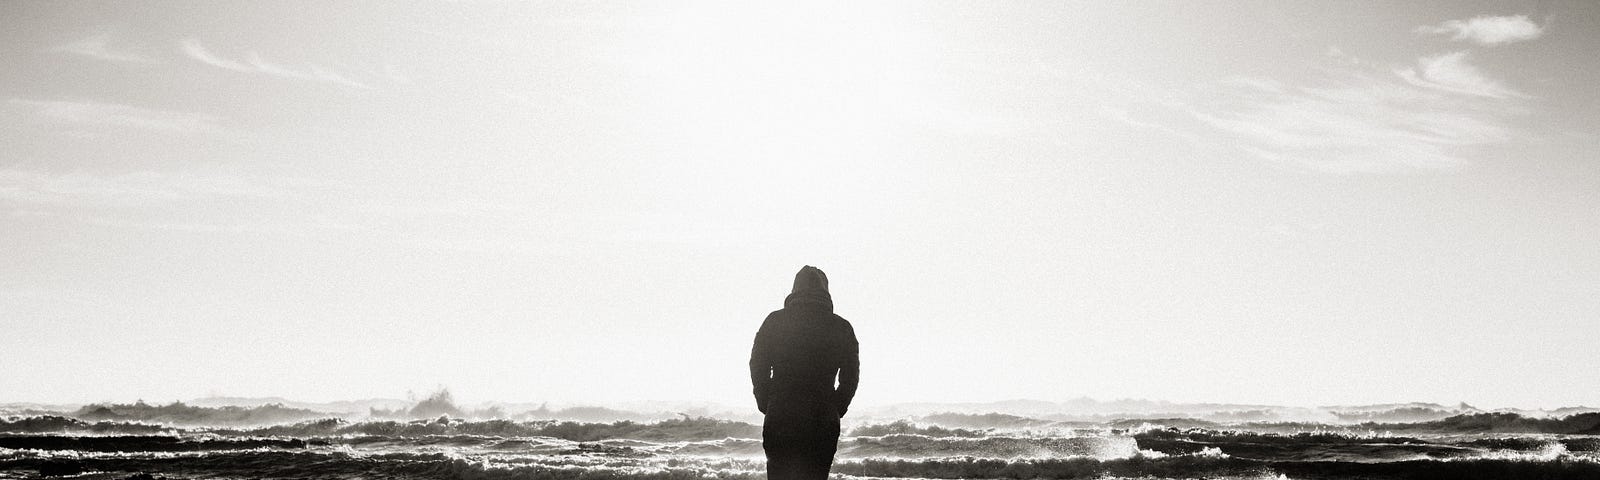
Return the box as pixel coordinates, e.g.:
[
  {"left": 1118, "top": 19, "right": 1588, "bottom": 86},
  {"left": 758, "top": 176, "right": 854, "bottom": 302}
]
[{"left": 3, "top": 416, "right": 1599, "bottom": 479}]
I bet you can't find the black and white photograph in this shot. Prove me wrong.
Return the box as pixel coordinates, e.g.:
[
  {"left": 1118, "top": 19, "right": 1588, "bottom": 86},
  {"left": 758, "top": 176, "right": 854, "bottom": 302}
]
[{"left": 3, "top": 1, "right": 1599, "bottom": 479}]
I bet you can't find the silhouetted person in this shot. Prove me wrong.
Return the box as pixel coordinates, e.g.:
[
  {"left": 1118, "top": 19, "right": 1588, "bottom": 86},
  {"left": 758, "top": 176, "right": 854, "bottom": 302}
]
[{"left": 750, "top": 265, "right": 859, "bottom": 480}]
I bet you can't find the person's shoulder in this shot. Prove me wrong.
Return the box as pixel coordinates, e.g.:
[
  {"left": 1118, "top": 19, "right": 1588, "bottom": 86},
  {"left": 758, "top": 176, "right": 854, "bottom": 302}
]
[
  {"left": 762, "top": 309, "right": 791, "bottom": 324},
  {"left": 756, "top": 311, "right": 784, "bottom": 334},
  {"left": 829, "top": 313, "right": 854, "bottom": 328}
]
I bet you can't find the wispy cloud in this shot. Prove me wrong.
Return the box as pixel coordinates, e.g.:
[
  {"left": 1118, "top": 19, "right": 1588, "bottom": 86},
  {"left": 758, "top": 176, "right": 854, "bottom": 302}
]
[
  {"left": 180, "top": 39, "right": 370, "bottom": 89},
  {"left": 1174, "top": 13, "right": 1542, "bottom": 176},
  {"left": 10, "top": 98, "right": 221, "bottom": 134},
  {"left": 1416, "top": 15, "right": 1544, "bottom": 46},
  {"left": 0, "top": 169, "right": 285, "bottom": 207},
  {"left": 73, "top": 215, "right": 358, "bottom": 237},
  {"left": 49, "top": 32, "right": 156, "bottom": 63},
  {"left": 0, "top": 167, "right": 520, "bottom": 250},
  {"left": 1397, "top": 51, "right": 1526, "bottom": 99},
  {"left": 1098, "top": 104, "right": 1201, "bottom": 144},
  {"left": 1187, "top": 66, "right": 1523, "bottom": 174}
]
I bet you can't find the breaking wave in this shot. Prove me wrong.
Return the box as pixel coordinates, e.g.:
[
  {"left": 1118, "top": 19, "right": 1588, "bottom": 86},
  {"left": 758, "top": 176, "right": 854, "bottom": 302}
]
[
  {"left": 5, "top": 413, "right": 1600, "bottom": 479},
  {"left": 3, "top": 448, "right": 1598, "bottom": 480},
  {"left": 2, "top": 415, "right": 760, "bottom": 442}
]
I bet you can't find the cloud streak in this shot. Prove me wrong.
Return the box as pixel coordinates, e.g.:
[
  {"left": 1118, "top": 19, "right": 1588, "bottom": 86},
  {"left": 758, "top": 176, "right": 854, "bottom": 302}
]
[
  {"left": 1398, "top": 50, "right": 1527, "bottom": 99},
  {"left": 1187, "top": 66, "right": 1523, "bottom": 174},
  {"left": 49, "top": 32, "right": 155, "bottom": 63},
  {"left": 0, "top": 169, "right": 286, "bottom": 207},
  {"left": 1176, "top": 14, "right": 1540, "bottom": 175},
  {"left": 0, "top": 169, "right": 363, "bottom": 239},
  {"left": 10, "top": 98, "right": 221, "bottom": 134},
  {"left": 1417, "top": 15, "right": 1544, "bottom": 46},
  {"left": 181, "top": 39, "right": 370, "bottom": 89},
  {"left": 0, "top": 167, "right": 521, "bottom": 253}
]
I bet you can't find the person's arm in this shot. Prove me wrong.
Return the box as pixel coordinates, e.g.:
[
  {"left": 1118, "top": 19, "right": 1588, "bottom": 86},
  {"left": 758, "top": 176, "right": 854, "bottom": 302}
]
[
  {"left": 749, "top": 314, "right": 775, "bottom": 414},
  {"left": 834, "top": 320, "right": 860, "bottom": 417}
]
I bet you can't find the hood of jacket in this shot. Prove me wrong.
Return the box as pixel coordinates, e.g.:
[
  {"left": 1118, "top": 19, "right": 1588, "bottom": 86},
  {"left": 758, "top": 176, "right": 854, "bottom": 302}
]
[{"left": 783, "top": 265, "right": 833, "bottom": 312}]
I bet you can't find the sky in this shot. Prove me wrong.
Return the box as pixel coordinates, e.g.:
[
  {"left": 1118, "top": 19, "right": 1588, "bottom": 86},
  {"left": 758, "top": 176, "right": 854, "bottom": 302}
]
[{"left": 2, "top": 1, "right": 1598, "bottom": 410}]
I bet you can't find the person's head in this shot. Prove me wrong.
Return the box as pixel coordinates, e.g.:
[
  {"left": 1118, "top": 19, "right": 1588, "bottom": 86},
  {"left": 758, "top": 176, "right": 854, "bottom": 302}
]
[
  {"left": 792, "top": 265, "right": 829, "bottom": 294},
  {"left": 784, "top": 265, "right": 833, "bottom": 311}
]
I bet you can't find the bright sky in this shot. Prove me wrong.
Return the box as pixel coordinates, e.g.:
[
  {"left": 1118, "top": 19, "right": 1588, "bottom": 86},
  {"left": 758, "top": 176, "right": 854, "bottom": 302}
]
[{"left": 3, "top": 1, "right": 1598, "bottom": 410}]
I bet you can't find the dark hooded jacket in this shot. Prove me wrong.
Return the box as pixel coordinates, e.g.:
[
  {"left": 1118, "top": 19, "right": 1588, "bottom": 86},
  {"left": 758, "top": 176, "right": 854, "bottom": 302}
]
[{"left": 749, "top": 266, "right": 860, "bottom": 438}]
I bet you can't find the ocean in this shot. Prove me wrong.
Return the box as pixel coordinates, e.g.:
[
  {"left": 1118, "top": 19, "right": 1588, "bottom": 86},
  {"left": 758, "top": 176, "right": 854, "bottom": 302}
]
[{"left": 4, "top": 409, "right": 1600, "bottom": 479}]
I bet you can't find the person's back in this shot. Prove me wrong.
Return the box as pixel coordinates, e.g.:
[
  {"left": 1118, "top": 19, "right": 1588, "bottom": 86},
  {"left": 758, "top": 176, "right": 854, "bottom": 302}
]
[{"left": 749, "top": 266, "right": 859, "bottom": 480}]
